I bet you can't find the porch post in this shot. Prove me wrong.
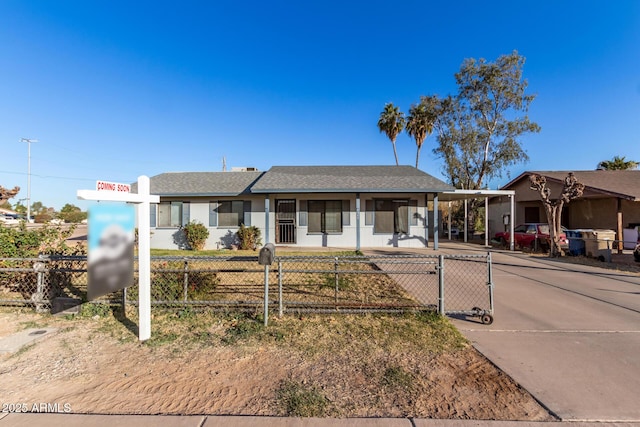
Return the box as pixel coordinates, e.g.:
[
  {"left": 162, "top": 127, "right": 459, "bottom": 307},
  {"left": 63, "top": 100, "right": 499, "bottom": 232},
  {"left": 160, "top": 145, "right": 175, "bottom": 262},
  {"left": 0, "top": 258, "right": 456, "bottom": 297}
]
[
  {"left": 433, "top": 192, "right": 439, "bottom": 250},
  {"left": 484, "top": 196, "right": 489, "bottom": 247},
  {"left": 424, "top": 193, "right": 429, "bottom": 247},
  {"left": 617, "top": 198, "right": 623, "bottom": 254},
  {"left": 355, "top": 193, "right": 361, "bottom": 251},
  {"left": 448, "top": 201, "right": 452, "bottom": 241},
  {"left": 464, "top": 198, "right": 468, "bottom": 243},
  {"left": 509, "top": 194, "right": 515, "bottom": 251},
  {"left": 265, "top": 195, "right": 270, "bottom": 244}
]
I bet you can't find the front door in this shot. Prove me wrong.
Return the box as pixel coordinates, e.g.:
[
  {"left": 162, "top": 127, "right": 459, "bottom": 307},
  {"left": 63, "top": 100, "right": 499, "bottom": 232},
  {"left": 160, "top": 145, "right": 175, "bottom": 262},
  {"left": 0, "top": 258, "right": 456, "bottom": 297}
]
[{"left": 276, "top": 199, "right": 296, "bottom": 244}]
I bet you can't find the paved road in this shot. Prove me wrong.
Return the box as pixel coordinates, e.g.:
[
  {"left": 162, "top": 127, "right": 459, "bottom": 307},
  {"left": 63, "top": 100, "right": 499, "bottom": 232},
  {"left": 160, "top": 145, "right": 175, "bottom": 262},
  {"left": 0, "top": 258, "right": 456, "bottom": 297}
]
[{"left": 451, "top": 250, "right": 640, "bottom": 422}]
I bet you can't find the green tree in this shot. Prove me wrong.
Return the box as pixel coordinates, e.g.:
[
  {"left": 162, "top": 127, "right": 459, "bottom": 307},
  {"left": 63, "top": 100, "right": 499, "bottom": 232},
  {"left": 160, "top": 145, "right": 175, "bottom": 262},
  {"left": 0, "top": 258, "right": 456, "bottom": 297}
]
[
  {"left": 432, "top": 51, "right": 540, "bottom": 227},
  {"left": 597, "top": 156, "right": 638, "bottom": 170},
  {"left": 14, "top": 202, "right": 26, "bottom": 215},
  {"left": 30, "top": 201, "right": 46, "bottom": 216},
  {"left": 377, "top": 103, "right": 406, "bottom": 166},
  {"left": 58, "top": 203, "right": 87, "bottom": 223},
  {"left": 406, "top": 97, "right": 437, "bottom": 169}
]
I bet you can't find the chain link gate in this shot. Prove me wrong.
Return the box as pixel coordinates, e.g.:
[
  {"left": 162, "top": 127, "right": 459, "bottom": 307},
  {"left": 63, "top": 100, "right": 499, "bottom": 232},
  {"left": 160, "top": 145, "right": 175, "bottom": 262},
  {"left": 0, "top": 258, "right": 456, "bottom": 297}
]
[{"left": 1, "top": 253, "right": 494, "bottom": 324}]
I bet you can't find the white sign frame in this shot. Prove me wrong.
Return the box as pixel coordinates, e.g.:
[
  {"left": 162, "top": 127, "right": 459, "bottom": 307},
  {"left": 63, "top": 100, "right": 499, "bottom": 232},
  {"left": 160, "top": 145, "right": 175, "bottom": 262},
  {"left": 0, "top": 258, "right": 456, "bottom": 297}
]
[{"left": 78, "top": 176, "right": 159, "bottom": 341}]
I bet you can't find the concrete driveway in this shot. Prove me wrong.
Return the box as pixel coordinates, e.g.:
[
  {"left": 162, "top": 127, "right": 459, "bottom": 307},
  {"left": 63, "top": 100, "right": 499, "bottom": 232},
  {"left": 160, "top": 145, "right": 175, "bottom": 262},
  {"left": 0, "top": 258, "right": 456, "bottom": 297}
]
[{"left": 450, "top": 249, "right": 640, "bottom": 422}]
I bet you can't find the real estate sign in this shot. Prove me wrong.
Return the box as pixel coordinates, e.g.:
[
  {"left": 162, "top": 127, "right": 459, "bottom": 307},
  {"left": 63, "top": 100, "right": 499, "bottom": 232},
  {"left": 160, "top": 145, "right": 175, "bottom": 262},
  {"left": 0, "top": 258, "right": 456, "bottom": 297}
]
[{"left": 88, "top": 204, "right": 135, "bottom": 300}]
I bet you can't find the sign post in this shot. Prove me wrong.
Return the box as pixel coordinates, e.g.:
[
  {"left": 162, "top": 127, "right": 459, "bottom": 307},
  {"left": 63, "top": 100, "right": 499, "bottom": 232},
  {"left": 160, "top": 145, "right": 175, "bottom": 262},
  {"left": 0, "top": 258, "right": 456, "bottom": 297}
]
[{"left": 78, "top": 176, "right": 159, "bottom": 341}]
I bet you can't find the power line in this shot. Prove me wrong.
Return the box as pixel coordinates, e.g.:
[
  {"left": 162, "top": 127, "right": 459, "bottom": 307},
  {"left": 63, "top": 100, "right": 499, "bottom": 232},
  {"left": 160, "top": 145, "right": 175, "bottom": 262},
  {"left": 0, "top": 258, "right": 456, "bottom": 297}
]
[{"left": 0, "top": 169, "right": 134, "bottom": 183}]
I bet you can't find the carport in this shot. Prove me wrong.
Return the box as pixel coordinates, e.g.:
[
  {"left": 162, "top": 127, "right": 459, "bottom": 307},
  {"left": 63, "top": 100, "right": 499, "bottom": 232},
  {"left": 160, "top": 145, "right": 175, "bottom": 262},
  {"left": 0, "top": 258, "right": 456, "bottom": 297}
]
[{"left": 435, "top": 189, "right": 516, "bottom": 250}]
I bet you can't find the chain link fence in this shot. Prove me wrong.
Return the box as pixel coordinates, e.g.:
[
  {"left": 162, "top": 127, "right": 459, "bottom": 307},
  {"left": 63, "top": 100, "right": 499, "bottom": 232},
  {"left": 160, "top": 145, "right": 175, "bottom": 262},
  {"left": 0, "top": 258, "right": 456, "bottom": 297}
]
[{"left": 0, "top": 253, "right": 494, "bottom": 322}]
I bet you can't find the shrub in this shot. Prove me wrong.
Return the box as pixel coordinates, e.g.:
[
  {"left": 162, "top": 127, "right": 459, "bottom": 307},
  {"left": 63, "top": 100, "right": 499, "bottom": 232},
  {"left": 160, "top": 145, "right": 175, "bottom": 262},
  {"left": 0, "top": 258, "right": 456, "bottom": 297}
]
[
  {"left": 237, "top": 224, "right": 262, "bottom": 250},
  {"left": 182, "top": 221, "right": 209, "bottom": 251}
]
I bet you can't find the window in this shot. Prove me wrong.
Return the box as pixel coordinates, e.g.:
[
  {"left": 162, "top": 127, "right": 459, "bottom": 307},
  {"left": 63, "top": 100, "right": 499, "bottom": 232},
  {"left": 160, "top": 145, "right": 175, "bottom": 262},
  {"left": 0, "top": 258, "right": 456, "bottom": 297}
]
[
  {"left": 524, "top": 206, "right": 540, "bottom": 223},
  {"left": 157, "top": 202, "right": 189, "bottom": 227},
  {"left": 210, "top": 200, "right": 251, "bottom": 227},
  {"left": 308, "top": 200, "right": 342, "bottom": 233},
  {"left": 373, "top": 199, "right": 409, "bottom": 234}
]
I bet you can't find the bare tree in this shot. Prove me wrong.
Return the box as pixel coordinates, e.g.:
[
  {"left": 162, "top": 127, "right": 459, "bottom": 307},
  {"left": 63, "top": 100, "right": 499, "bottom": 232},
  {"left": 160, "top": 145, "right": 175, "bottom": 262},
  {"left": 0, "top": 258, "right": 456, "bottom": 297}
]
[
  {"left": 0, "top": 185, "right": 20, "bottom": 206},
  {"left": 529, "top": 173, "right": 584, "bottom": 257}
]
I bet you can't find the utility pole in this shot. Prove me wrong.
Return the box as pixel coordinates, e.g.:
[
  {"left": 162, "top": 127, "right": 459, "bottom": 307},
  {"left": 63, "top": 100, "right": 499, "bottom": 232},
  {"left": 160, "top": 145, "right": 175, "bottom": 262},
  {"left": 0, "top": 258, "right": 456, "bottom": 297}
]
[{"left": 20, "top": 138, "right": 38, "bottom": 222}]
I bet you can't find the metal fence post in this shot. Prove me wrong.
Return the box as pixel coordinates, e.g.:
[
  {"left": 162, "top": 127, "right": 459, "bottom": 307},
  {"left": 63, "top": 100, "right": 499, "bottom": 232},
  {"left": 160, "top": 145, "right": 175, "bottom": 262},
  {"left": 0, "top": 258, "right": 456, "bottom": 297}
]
[
  {"left": 438, "top": 254, "right": 445, "bottom": 315},
  {"left": 183, "top": 260, "right": 189, "bottom": 302},
  {"left": 33, "top": 255, "right": 47, "bottom": 313},
  {"left": 278, "top": 260, "right": 283, "bottom": 318},
  {"left": 264, "top": 264, "right": 269, "bottom": 326},
  {"left": 334, "top": 257, "right": 339, "bottom": 305},
  {"left": 487, "top": 252, "right": 494, "bottom": 315}
]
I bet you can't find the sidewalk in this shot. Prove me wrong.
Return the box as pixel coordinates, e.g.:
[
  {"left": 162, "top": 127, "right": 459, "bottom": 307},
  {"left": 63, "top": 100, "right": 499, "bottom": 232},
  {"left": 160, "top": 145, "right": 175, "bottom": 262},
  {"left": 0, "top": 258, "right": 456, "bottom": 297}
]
[
  {"left": 2, "top": 242, "right": 639, "bottom": 426},
  {"left": 3, "top": 413, "right": 640, "bottom": 426}
]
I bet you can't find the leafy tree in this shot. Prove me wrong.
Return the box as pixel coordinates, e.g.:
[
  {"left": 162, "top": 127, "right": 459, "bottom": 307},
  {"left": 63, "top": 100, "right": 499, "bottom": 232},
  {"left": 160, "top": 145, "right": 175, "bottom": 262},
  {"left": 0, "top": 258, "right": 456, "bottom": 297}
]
[
  {"left": 406, "top": 98, "right": 436, "bottom": 169},
  {"left": 597, "top": 156, "right": 638, "bottom": 170},
  {"left": 431, "top": 51, "right": 540, "bottom": 227},
  {"left": 377, "top": 103, "right": 406, "bottom": 166},
  {"left": 58, "top": 203, "right": 87, "bottom": 223},
  {"left": 13, "top": 202, "right": 26, "bottom": 215},
  {"left": 530, "top": 173, "right": 584, "bottom": 257},
  {"left": 30, "top": 201, "right": 47, "bottom": 216}
]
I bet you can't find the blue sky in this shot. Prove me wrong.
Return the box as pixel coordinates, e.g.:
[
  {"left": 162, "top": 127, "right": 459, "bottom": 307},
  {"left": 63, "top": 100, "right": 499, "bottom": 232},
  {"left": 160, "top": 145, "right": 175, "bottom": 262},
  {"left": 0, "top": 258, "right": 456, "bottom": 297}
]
[{"left": 1, "top": 1, "right": 639, "bottom": 210}]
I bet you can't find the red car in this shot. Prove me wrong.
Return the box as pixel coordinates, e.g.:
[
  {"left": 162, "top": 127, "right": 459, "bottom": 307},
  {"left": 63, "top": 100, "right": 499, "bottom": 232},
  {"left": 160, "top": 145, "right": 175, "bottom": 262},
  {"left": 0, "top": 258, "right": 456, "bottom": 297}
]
[{"left": 495, "top": 223, "right": 568, "bottom": 251}]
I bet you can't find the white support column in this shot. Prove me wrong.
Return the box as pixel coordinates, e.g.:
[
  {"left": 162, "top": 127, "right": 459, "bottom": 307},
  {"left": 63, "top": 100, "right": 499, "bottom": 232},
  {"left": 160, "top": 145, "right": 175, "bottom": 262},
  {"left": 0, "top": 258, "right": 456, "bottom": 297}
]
[
  {"left": 433, "top": 192, "right": 439, "bottom": 250},
  {"left": 424, "top": 193, "right": 429, "bottom": 247},
  {"left": 448, "top": 201, "right": 452, "bottom": 241},
  {"left": 264, "top": 195, "right": 270, "bottom": 244},
  {"left": 464, "top": 199, "right": 468, "bottom": 243},
  {"left": 484, "top": 196, "right": 489, "bottom": 248},
  {"left": 509, "top": 194, "right": 515, "bottom": 251}
]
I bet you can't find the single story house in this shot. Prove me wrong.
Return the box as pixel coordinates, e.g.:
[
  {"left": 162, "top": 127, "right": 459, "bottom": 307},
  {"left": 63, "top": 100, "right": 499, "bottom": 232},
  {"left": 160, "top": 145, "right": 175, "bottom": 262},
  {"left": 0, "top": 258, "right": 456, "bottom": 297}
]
[
  {"left": 488, "top": 170, "right": 640, "bottom": 249},
  {"left": 138, "top": 165, "right": 460, "bottom": 250}
]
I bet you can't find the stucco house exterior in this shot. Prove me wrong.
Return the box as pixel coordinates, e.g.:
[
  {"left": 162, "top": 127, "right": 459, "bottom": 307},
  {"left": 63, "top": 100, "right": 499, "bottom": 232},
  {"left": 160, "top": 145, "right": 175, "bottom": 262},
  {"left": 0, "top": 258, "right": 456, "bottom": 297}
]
[
  {"left": 138, "top": 166, "right": 456, "bottom": 250},
  {"left": 488, "top": 170, "right": 640, "bottom": 248}
]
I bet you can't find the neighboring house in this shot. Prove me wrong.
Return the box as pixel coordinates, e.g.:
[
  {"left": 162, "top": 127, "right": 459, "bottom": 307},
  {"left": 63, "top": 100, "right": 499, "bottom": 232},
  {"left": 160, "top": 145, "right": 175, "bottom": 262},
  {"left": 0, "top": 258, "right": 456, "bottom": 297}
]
[
  {"left": 489, "top": 170, "right": 640, "bottom": 247},
  {"left": 137, "top": 166, "right": 456, "bottom": 250}
]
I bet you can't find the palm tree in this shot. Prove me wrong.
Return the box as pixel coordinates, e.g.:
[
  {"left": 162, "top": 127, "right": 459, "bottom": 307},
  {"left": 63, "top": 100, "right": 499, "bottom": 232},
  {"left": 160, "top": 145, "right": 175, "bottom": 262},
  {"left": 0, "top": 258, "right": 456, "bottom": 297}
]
[
  {"left": 597, "top": 156, "right": 639, "bottom": 170},
  {"left": 405, "top": 101, "right": 434, "bottom": 169},
  {"left": 377, "top": 103, "right": 405, "bottom": 166}
]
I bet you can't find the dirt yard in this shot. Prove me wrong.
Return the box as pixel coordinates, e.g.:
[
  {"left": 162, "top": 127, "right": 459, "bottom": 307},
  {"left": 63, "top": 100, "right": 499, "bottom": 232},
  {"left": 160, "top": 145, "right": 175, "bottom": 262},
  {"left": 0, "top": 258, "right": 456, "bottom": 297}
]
[{"left": 0, "top": 308, "right": 554, "bottom": 420}]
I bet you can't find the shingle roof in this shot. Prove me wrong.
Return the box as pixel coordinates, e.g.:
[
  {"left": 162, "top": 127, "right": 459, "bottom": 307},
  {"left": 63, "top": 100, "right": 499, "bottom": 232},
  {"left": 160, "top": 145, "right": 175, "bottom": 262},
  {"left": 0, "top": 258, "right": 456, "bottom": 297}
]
[
  {"left": 133, "top": 171, "right": 264, "bottom": 196},
  {"left": 503, "top": 170, "right": 640, "bottom": 201},
  {"left": 251, "top": 166, "right": 454, "bottom": 193},
  {"left": 135, "top": 166, "right": 454, "bottom": 197}
]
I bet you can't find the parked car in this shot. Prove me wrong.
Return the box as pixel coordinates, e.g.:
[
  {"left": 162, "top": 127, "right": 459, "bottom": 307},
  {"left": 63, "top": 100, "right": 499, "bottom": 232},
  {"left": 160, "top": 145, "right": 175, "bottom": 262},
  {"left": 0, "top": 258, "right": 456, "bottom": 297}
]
[
  {"left": 0, "top": 214, "right": 20, "bottom": 225},
  {"left": 495, "top": 223, "right": 568, "bottom": 251},
  {"left": 634, "top": 243, "right": 640, "bottom": 262}
]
